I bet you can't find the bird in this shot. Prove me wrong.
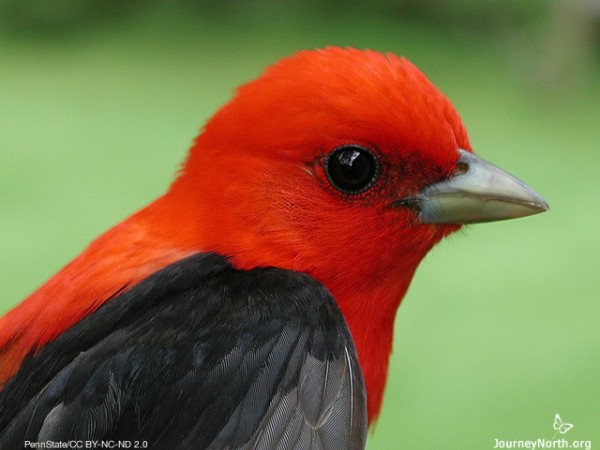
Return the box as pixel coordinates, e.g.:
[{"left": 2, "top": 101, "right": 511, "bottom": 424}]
[{"left": 0, "top": 47, "right": 548, "bottom": 449}]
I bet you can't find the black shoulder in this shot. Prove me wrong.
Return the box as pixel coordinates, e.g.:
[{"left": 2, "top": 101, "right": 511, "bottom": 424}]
[{"left": 0, "top": 253, "right": 367, "bottom": 449}]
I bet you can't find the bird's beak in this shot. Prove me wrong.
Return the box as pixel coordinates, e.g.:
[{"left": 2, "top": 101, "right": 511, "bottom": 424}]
[{"left": 414, "top": 149, "right": 549, "bottom": 224}]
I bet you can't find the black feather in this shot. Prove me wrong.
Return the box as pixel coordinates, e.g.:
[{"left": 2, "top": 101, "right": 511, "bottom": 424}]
[{"left": 0, "top": 253, "right": 367, "bottom": 449}]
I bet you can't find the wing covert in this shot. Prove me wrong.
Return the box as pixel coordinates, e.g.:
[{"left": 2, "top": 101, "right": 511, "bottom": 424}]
[{"left": 0, "top": 253, "right": 367, "bottom": 449}]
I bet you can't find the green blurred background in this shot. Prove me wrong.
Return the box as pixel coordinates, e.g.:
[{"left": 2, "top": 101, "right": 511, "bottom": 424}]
[{"left": 1, "top": 1, "right": 598, "bottom": 449}]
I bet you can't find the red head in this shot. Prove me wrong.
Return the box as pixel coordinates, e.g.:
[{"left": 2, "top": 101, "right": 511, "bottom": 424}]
[
  {"left": 160, "top": 47, "right": 471, "bottom": 419},
  {"left": 169, "top": 47, "right": 469, "bottom": 271}
]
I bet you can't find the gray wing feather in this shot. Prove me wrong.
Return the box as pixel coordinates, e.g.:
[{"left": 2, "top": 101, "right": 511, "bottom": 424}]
[{"left": 233, "top": 342, "right": 367, "bottom": 450}]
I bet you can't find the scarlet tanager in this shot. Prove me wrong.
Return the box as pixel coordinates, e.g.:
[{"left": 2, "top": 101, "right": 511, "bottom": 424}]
[{"left": 0, "top": 47, "right": 547, "bottom": 449}]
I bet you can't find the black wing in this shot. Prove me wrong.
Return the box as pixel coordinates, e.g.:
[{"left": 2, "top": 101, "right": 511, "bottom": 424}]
[{"left": 0, "top": 253, "right": 367, "bottom": 449}]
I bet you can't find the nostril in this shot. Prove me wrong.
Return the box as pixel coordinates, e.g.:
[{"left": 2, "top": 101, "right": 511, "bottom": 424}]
[{"left": 455, "top": 162, "right": 469, "bottom": 176}]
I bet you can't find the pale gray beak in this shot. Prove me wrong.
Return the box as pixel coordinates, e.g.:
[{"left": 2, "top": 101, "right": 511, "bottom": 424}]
[{"left": 415, "top": 149, "right": 549, "bottom": 224}]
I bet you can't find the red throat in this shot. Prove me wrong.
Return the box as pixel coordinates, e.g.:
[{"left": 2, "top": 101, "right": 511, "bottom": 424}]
[
  {"left": 305, "top": 228, "right": 452, "bottom": 422},
  {"left": 328, "top": 260, "right": 422, "bottom": 422}
]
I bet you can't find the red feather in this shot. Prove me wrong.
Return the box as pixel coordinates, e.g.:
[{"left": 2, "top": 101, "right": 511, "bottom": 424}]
[{"left": 1, "top": 47, "right": 469, "bottom": 421}]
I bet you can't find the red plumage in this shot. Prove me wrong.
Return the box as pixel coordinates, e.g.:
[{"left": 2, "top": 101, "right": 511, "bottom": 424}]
[{"left": 0, "top": 47, "right": 546, "bottom": 429}]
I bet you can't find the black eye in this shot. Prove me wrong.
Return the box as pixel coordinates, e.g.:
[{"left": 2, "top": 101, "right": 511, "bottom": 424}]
[{"left": 325, "top": 145, "right": 380, "bottom": 195}]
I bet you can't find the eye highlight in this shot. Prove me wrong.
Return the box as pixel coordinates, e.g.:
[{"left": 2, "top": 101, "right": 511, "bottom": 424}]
[{"left": 325, "top": 145, "right": 380, "bottom": 195}]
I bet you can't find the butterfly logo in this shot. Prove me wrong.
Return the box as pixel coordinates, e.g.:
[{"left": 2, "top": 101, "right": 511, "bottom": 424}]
[{"left": 553, "top": 414, "right": 574, "bottom": 434}]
